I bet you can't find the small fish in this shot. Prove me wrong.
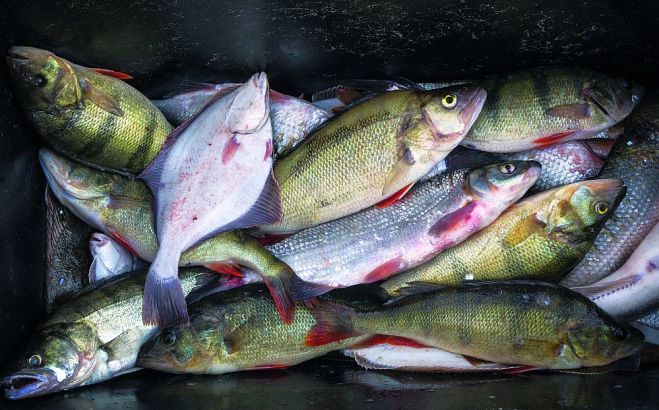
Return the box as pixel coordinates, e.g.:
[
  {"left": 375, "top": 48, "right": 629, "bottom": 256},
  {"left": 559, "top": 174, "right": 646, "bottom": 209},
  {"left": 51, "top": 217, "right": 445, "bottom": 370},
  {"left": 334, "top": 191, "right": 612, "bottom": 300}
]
[
  {"left": 89, "top": 233, "right": 143, "bottom": 284},
  {"left": 153, "top": 83, "right": 332, "bottom": 159},
  {"left": 137, "top": 285, "right": 367, "bottom": 374},
  {"left": 6, "top": 46, "right": 172, "bottom": 174},
  {"left": 574, "top": 223, "right": 659, "bottom": 320},
  {"left": 381, "top": 179, "right": 626, "bottom": 296},
  {"left": 39, "top": 148, "right": 297, "bottom": 325},
  {"left": 270, "top": 160, "right": 540, "bottom": 299},
  {"left": 305, "top": 282, "right": 643, "bottom": 369},
  {"left": 562, "top": 92, "right": 659, "bottom": 287},
  {"left": 0, "top": 268, "right": 221, "bottom": 399},
  {"left": 44, "top": 188, "right": 92, "bottom": 312},
  {"left": 259, "top": 85, "right": 487, "bottom": 234},
  {"left": 140, "top": 73, "right": 287, "bottom": 326}
]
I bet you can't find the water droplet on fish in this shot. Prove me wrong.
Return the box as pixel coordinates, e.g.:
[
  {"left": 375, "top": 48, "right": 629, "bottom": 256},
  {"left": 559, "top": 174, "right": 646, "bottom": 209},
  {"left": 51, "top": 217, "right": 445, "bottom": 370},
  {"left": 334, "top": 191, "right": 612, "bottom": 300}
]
[
  {"left": 626, "top": 140, "right": 633, "bottom": 146},
  {"left": 536, "top": 293, "right": 551, "bottom": 306},
  {"left": 465, "top": 273, "right": 474, "bottom": 280}
]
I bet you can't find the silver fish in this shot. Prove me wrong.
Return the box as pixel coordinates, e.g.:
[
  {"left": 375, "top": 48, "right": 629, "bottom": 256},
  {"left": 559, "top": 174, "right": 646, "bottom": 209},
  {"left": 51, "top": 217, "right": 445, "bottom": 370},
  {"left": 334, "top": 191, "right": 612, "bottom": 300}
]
[{"left": 89, "top": 233, "right": 143, "bottom": 284}]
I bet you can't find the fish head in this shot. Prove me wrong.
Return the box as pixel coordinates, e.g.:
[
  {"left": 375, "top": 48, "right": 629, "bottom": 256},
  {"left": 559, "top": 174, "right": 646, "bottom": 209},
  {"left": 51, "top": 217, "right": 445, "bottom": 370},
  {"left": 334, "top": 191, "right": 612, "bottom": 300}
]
[
  {"left": 89, "top": 233, "right": 134, "bottom": 280},
  {"left": 1, "top": 323, "right": 99, "bottom": 399},
  {"left": 581, "top": 76, "right": 644, "bottom": 123},
  {"left": 538, "top": 179, "right": 626, "bottom": 243},
  {"left": 421, "top": 85, "right": 487, "bottom": 151},
  {"left": 227, "top": 72, "right": 270, "bottom": 135},
  {"left": 6, "top": 46, "right": 83, "bottom": 113},
  {"left": 137, "top": 326, "right": 209, "bottom": 373},
  {"left": 564, "top": 313, "right": 644, "bottom": 367},
  {"left": 467, "top": 160, "right": 541, "bottom": 205},
  {"left": 39, "top": 148, "right": 144, "bottom": 228}
]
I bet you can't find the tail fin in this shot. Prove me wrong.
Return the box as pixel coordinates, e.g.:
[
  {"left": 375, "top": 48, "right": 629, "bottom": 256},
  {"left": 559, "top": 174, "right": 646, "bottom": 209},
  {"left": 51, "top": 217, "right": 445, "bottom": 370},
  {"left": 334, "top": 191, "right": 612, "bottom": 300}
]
[
  {"left": 260, "top": 265, "right": 297, "bottom": 325},
  {"left": 142, "top": 261, "right": 189, "bottom": 326},
  {"left": 305, "top": 301, "right": 358, "bottom": 347},
  {"left": 290, "top": 275, "right": 335, "bottom": 301}
]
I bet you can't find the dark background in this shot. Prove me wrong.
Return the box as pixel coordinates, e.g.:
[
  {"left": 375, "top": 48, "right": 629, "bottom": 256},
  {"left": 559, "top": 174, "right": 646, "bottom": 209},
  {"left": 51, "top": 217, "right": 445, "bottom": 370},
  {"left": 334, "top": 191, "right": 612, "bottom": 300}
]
[{"left": 0, "top": 0, "right": 658, "bottom": 405}]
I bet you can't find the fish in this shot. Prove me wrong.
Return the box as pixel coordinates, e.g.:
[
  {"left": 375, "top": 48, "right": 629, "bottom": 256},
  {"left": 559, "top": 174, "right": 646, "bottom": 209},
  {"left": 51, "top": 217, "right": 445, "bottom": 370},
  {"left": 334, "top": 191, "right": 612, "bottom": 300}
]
[
  {"left": 381, "top": 179, "right": 626, "bottom": 297},
  {"left": 270, "top": 160, "right": 540, "bottom": 299},
  {"left": 89, "top": 233, "right": 143, "bottom": 284},
  {"left": 305, "top": 281, "right": 644, "bottom": 369},
  {"left": 5, "top": 46, "right": 173, "bottom": 175},
  {"left": 0, "top": 268, "right": 221, "bottom": 399},
  {"left": 38, "top": 148, "right": 297, "bottom": 326},
  {"left": 45, "top": 187, "right": 93, "bottom": 313},
  {"left": 561, "top": 93, "right": 659, "bottom": 287},
  {"left": 136, "top": 284, "right": 368, "bottom": 374},
  {"left": 573, "top": 223, "right": 659, "bottom": 321},
  {"left": 140, "top": 72, "right": 286, "bottom": 326},
  {"left": 421, "top": 139, "right": 613, "bottom": 193},
  {"left": 152, "top": 83, "right": 332, "bottom": 159},
  {"left": 259, "top": 85, "right": 487, "bottom": 235}
]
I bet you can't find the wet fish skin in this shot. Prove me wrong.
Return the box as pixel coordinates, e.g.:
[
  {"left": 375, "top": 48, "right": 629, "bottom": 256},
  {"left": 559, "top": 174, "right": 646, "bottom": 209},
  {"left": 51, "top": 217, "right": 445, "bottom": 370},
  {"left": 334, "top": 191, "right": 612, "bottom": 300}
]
[
  {"left": 38, "top": 148, "right": 296, "bottom": 323},
  {"left": 45, "top": 188, "right": 93, "bottom": 313},
  {"left": 269, "top": 160, "right": 540, "bottom": 298},
  {"left": 137, "top": 285, "right": 367, "bottom": 374},
  {"left": 260, "top": 85, "right": 487, "bottom": 234},
  {"left": 6, "top": 46, "right": 172, "bottom": 175},
  {"left": 562, "top": 93, "right": 659, "bottom": 287},
  {"left": 306, "top": 282, "right": 643, "bottom": 369},
  {"left": 153, "top": 84, "right": 331, "bottom": 159},
  {"left": 381, "top": 179, "right": 626, "bottom": 297},
  {"left": 89, "top": 233, "right": 142, "bottom": 283},
  {"left": 0, "top": 268, "right": 218, "bottom": 399},
  {"left": 574, "top": 223, "right": 659, "bottom": 320}
]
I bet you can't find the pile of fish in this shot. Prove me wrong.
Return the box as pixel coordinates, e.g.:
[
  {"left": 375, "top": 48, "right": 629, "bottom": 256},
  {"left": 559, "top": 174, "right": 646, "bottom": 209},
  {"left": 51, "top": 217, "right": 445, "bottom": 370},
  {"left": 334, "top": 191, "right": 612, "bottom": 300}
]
[{"left": 1, "top": 46, "right": 657, "bottom": 399}]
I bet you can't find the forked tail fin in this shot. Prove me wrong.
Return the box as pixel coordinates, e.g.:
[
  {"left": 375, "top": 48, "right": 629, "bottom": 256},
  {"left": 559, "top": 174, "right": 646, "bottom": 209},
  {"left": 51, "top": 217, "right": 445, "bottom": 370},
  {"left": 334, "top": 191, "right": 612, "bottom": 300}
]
[
  {"left": 305, "top": 301, "right": 358, "bottom": 347},
  {"left": 142, "top": 255, "right": 188, "bottom": 326}
]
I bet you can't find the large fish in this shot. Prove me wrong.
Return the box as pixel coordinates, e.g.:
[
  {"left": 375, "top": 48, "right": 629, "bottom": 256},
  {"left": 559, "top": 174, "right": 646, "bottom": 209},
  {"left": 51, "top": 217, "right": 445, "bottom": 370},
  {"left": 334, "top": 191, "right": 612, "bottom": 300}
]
[
  {"left": 39, "top": 148, "right": 297, "bottom": 325},
  {"left": 305, "top": 282, "right": 643, "bottom": 369},
  {"left": 137, "top": 285, "right": 367, "bottom": 374},
  {"left": 272, "top": 160, "right": 540, "bottom": 299},
  {"left": 6, "top": 46, "right": 172, "bottom": 174},
  {"left": 152, "top": 83, "right": 331, "bottom": 158},
  {"left": 0, "top": 268, "right": 220, "bottom": 399},
  {"left": 561, "top": 93, "right": 659, "bottom": 287},
  {"left": 259, "top": 85, "right": 487, "bottom": 234},
  {"left": 573, "top": 223, "right": 659, "bottom": 320},
  {"left": 45, "top": 188, "right": 92, "bottom": 312},
  {"left": 140, "top": 73, "right": 285, "bottom": 326},
  {"left": 381, "top": 179, "right": 626, "bottom": 297}
]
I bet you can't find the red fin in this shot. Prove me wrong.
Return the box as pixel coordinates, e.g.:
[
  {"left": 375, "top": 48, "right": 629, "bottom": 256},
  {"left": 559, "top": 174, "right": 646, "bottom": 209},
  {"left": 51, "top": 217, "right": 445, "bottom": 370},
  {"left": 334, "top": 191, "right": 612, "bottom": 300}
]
[
  {"left": 305, "top": 302, "right": 356, "bottom": 347},
  {"left": 375, "top": 183, "right": 414, "bottom": 208},
  {"left": 91, "top": 68, "right": 134, "bottom": 80},
  {"left": 350, "top": 335, "right": 392, "bottom": 348},
  {"left": 222, "top": 135, "right": 240, "bottom": 164},
  {"left": 428, "top": 201, "right": 478, "bottom": 238},
  {"left": 264, "top": 139, "right": 273, "bottom": 161},
  {"left": 532, "top": 131, "right": 576, "bottom": 147},
  {"left": 107, "top": 230, "right": 139, "bottom": 256},
  {"left": 502, "top": 366, "right": 541, "bottom": 375},
  {"left": 336, "top": 87, "right": 362, "bottom": 105},
  {"left": 364, "top": 257, "right": 404, "bottom": 283},
  {"left": 203, "top": 263, "right": 244, "bottom": 277},
  {"left": 383, "top": 336, "right": 429, "bottom": 348},
  {"left": 263, "top": 274, "right": 296, "bottom": 325},
  {"left": 250, "top": 364, "right": 289, "bottom": 370},
  {"left": 254, "top": 233, "right": 291, "bottom": 246},
  {"left": 290, "top": 276, "right": 335, "bottom": 300}
]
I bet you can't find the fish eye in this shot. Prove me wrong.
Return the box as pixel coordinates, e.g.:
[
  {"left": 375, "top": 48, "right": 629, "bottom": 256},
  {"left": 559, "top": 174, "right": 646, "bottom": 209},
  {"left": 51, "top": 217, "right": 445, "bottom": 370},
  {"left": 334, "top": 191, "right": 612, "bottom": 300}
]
[
  {"left": 162, "top": 331, "right": 176, "bottom": 346},
  {"left": 33, "top": 74, "right": 47, "bottom": 88},
  {"left": 442, "top": 94, "right": 457, "bottom": 109},
  {"left": 614, "top": 328, "right": 627, "bottom": 341},
  {"left": 594, "top": 201, "right": 609, "bottom": 215},
  {"left": 498, "top": 163, "right": 516, "bottom": 174},
  {"left": 27, "top": 354, "right": 42, "bottom": 367}
]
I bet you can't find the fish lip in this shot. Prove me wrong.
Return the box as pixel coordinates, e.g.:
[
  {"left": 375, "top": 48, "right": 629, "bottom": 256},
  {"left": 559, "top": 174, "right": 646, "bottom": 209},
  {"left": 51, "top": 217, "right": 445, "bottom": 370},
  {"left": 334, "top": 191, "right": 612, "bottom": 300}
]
[
  {"left": 1, "top": 370, "right": 58, "bottom": 400},
  {"left": 6, "top": 46, "right": 32, "bottom": 61},
  {"left": 38, "top": 149, "right": 101, "bottom": 202}
]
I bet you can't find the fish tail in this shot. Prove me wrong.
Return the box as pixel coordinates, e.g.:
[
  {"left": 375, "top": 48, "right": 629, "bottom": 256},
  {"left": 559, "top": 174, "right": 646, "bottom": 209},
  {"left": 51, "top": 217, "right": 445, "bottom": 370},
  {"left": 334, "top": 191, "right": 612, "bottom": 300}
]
[
  {"left": 142, "top": 254, "right": 188, "bottom": 326},
  {"left": 305, "top": 301, "right": 358, "bottom": 347},
  {"left": 260, "top": 264, "right": 297, "bottom": 325},
  {"left": 290, "top": 275, "right": 335, "bottom": 301}
]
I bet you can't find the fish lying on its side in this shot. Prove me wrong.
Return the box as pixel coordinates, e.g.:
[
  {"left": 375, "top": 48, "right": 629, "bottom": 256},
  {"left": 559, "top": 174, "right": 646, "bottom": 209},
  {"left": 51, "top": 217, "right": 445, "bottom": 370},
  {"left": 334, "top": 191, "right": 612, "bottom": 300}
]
[
  {"left": 574, "top": 223, "right": 659, "bottom": 320},
  {"left": 137, "top": 285, "right": 368, "bottom": 374},
  {"left": 45, "top": 188, "right": 92, "bottom": 312},
  {"left": 6, "top": 46, "right": 172, "bottom": 174},
  {"left": 305, "top": 282, "right": 643, "bottom": 369},
  {"left": 39, "top": 149, "right": 297, "bottom": 325},
  {"left": 259, "top": 85, "right": 487, "bottom": 235},
  {"left": 89, "top": 233, "right": 143, "bottom": 283},
  {"left": 562, "top": 92, "right": 659, "bottom": 287},
  {"left": 153, "top": 84, "right": 332, "bottom": 159},
  {"left": 0, "top": 268, "right": 221, "bottom": 400},
  {"left": 270, "top": 160, "right": 540, "bottom": 299},
  {"left": 381, "top": 179, "right": 626, "bottom": 297}
]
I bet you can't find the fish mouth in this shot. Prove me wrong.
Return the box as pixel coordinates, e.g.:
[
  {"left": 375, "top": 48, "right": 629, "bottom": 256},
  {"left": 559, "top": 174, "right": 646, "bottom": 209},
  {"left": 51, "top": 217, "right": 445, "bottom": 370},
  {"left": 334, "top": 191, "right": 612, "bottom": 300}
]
[
  {"left": 459, "top": 87, "right": 487, "bottom": 129},
  {"left": 39, "top": 149, "right": 101, "bottom": 202},
  {"left": 1, "top": 370, "right": 59, "bottom": 400},
  {"left": 6, "top": 46, "right": 34, "bottom": 61}
]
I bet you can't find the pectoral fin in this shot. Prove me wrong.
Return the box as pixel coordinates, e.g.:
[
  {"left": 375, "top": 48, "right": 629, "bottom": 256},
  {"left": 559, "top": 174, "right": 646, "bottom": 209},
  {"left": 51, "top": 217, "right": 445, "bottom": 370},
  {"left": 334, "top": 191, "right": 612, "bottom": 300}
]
[
  {"left": 545, "top": 103, "right": 592, "bottom": 119},
  {"left": 81, "top": 79, "right": 124, "bottom": 117},
  {"left": 383, "top": 147, "right": 417, "bottom": 197},
  {"left": 504, "top": 213, "right": 545, "bottom": 247}
]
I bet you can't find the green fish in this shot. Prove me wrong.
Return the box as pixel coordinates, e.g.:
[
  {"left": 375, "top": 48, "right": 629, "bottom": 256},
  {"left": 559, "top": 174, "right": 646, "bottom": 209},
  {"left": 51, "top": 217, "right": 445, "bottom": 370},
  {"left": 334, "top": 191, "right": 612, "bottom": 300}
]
[{"left": 6, "top": 46, "right": 172, "bottom": 174}]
